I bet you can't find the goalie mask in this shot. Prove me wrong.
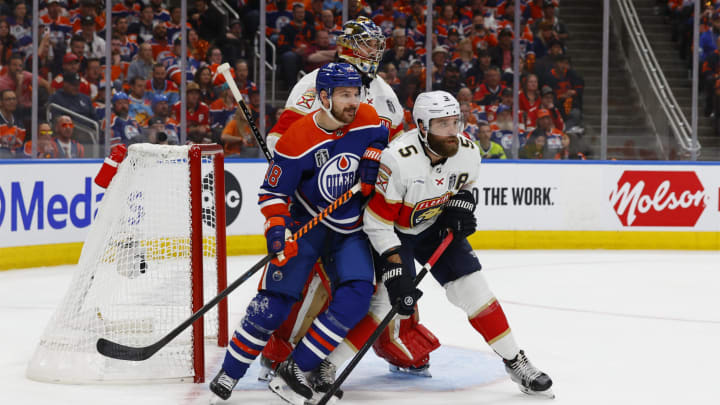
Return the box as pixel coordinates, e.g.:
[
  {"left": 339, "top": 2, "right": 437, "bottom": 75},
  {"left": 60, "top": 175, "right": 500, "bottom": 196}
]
[
  {"left": 412, "top": 91, "right": 462, "bottom": 157},
  {"left": 337, "top": 17, "right": 386, "bottom": 78}
]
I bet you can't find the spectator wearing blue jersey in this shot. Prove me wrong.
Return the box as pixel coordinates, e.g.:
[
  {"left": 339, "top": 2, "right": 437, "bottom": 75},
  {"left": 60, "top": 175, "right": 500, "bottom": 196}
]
[
  {"left": 107, "top": 92, "right": 143, "bottom": 146},
  {"left": 700, "top": 11, "right": 720, "bottom": 61}
]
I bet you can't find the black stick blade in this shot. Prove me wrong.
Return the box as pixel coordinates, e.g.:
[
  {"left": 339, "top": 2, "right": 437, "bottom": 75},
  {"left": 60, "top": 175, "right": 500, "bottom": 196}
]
[{"left": 96, "top": 338, "right": 158, "bottom": 361}]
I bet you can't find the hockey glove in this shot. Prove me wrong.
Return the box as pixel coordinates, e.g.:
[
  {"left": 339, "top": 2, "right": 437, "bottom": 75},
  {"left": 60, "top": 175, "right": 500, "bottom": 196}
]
[
  {"left": 381, "top": 249, "right": 422, "bottom": 317},
  {"left": 358, "top": 143, "right": 384, "bottom": 197},
  {"left": 264, "top": 216, "right": 298, "bottom": 266},
  {"left": 438, "top": 189, "right": 477, "bottom": 238}
]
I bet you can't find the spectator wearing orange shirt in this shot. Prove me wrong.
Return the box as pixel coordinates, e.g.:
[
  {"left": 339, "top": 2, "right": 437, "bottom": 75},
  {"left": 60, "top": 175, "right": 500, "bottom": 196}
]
[
  {"left": 317, "top": 10, "right": 343, "bottom": 46},
  {"left": 372, "top": 0, "right": 405, "bottom": 37},
  {"left": 23, "top": 122, "right": 58, "bottom": 159},
  {"left": 221, "top": 108, "right": 258, "bottom": 158},
  {"left": 148, "top": 23, "right": 171, "bottom": 61}
]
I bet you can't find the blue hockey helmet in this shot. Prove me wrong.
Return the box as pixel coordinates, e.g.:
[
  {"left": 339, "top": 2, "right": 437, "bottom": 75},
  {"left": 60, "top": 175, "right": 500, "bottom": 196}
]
[{"left": 315, "top": 62, "right": 362, "bottom": 97}]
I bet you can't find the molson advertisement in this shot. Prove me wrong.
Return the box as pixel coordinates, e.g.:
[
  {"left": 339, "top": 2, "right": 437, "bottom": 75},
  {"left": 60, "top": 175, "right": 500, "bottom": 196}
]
[{"left": 1, "top": 161, "right": 719, "bottom": 253}]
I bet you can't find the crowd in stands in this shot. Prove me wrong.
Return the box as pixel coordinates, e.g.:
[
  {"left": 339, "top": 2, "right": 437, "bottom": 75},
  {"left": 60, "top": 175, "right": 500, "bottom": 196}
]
[
  {"left": 0, "top": 0, "right": 587, "bottom": 160},
  {"left": 668, "top": 0, "right": 720, "bottom": 133}
]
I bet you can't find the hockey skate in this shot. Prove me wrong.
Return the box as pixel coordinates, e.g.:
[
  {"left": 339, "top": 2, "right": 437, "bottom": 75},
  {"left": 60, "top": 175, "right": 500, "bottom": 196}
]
[
  {"left": 268, "top": 357, "right": 314, "bottom": 405},
  {"left": 503, "top": 350, "right": 554, "bottom": 399},
  {"left": 306, "top": 359, "right": 342, "bottom": 404},
  {"left": 257, "top": 355, "right": 276, "bottom": 382},
  {"left": 209, "top": 369, "right": 239, "bottom": 401},
  {"left": 388, "top": 362, "right": 432, "bottom": 377}
]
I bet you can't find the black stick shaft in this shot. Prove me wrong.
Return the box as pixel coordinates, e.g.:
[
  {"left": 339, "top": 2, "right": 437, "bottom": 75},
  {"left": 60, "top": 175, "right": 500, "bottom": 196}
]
[{"left": 317, "top": 231, "right": 455, "bottom": 405}]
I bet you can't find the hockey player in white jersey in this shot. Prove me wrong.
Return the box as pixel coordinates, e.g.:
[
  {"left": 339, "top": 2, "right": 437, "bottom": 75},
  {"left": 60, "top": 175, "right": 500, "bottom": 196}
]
[
  {"left": 258, "top": 17, "right": 441, "bottom": 387},
  {"left": 268, "top": 16, "right": 405, "bottom": 153},
  {"left": 359, "top": 90, "right": 555, "bottom": 398}
]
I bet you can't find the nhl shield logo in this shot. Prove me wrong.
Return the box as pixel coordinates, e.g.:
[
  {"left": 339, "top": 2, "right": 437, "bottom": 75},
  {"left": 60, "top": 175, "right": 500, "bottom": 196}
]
[
  {"left": 315, "top": 149, "right": 329, "bottom": 167},
  {"left": 318, "top": 153, "right": 360, "bottom": 202}
]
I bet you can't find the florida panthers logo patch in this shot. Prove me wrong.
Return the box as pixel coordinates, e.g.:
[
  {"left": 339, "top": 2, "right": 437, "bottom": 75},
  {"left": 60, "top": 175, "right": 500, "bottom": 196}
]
[
  {"left": 410, "top": 192, "right": 452, "bottom": 227},
  {"left": 296, "top": 89, "right": 316, "bottom": 109},
  {"left": 318, "top": 153, "right": 360, "bottom": 202}
]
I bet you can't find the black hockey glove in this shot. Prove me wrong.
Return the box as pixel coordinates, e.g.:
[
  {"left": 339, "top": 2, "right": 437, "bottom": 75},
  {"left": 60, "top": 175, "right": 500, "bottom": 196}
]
[
  {"left": 381, "top": 248, "right": 422, "bottom": 317},
  {"left": 438, "top": 189, "right": 477, "bottom": 238}
]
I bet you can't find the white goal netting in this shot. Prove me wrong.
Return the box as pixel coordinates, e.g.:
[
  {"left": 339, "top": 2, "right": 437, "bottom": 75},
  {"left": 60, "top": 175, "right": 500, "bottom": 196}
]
[{"left": 27, "top": 144, "right": 224, "bottom": 383}]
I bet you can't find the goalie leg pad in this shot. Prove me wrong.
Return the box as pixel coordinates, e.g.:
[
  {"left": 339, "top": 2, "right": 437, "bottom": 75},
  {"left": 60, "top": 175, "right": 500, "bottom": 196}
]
[
  {"left": 372, "top": 314, "right": 440, "bottom": 369},
  {"left": 222, "top": 291, "right": 295, "bottom": 379},
  {"left": 261, "top": 264, "right": 332, "bottom": 366},
  {"left": 445, "top": 271, "right": 519, "bottom": 359},
  {"left": 292, "top": 280, "right": 373, "bottom": 372}
]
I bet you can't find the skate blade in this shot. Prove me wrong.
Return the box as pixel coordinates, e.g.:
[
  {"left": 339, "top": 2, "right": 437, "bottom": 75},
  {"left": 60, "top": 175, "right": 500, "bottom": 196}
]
[
  {"left": 268, "top": 376, "right": 311, "bottom": 405},
  {"left": 389, "top": 364, "right": 432, "bottom": 378},
  {"left": 520, "top": 386, "right": 555, "bottom": 399}
]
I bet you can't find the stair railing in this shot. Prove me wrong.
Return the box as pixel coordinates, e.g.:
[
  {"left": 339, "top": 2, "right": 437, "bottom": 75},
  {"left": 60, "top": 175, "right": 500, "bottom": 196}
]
[
  {"left": 613, "top": 0, "right": 700, "bottom": 156},
  {"left": 253, "top": 33, "right": 277, "bottom": 106}
]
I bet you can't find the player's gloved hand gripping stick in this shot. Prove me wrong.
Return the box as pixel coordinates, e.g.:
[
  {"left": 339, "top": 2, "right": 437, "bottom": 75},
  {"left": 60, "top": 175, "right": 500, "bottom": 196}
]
[{"left": 317, "top": 231, "right": 455, "bottom": 405}]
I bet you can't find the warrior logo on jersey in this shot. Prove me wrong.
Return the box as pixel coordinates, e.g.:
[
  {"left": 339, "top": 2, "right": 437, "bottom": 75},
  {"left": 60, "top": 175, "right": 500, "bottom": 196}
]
[
  {"left": 410, "top": 192, "right": 452, "bottom": 227},
  {"left": 296, "top": 89, "right": 316, "bottom": 109},
  {"left": 318, "top": 153, "right": 360, "bottom": 202},
  {"left": 315, "top": 149, "right": 329, "bottom": 167}
]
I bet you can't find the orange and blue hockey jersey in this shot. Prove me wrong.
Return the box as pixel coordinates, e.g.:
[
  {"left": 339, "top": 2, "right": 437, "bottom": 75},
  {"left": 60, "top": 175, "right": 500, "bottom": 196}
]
[{"left": 259, "top": 103, "right": 389, "bottom": 234}]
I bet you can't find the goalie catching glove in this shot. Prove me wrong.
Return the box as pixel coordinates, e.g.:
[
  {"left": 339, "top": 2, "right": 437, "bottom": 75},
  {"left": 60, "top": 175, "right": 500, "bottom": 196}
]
[
  {"left": 264, "top": 216, "right": 298, "bottom": 266},
  {"left": 438, "top": 189, "right": 477, "bottom": 238},
  {"left": 381, "top": 247, "right": 422, "bottom": 316}
]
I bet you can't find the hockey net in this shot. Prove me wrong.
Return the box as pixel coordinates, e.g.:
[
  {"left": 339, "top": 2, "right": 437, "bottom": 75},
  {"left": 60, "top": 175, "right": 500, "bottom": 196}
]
[{"left": 26, "top": 144, "right": 228, "bottom": 384}]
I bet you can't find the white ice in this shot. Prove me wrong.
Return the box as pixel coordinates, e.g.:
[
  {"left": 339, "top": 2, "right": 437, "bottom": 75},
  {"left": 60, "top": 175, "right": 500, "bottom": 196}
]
[{"left": 2, "top": 250, "right": 719, "bottom": 405}]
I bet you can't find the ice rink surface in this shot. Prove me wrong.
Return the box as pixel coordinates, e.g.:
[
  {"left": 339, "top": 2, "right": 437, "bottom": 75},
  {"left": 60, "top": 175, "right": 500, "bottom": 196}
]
[{"left": 2, "top": 250, "right": 719, "bottom": 405}]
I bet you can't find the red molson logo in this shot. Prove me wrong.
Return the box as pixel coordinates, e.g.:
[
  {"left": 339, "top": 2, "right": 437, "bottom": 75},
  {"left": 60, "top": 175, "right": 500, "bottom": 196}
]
[{"left": 609, "top": 171, "right": 708, "bottom": 227}]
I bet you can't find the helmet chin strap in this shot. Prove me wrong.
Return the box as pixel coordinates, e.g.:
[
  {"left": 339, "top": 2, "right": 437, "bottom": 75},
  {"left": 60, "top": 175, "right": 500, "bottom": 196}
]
[
  {"left": 320, "top": 93, "right": 347, "bottom": 128},
  {"left": 420, "top": 125, "right": 444, "bottom": 158}
]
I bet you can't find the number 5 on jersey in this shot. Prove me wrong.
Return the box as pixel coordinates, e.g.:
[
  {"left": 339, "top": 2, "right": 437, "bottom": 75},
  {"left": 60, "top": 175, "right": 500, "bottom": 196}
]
[{"left": 265, "top": 163, "right": 283, "bottom": 187}]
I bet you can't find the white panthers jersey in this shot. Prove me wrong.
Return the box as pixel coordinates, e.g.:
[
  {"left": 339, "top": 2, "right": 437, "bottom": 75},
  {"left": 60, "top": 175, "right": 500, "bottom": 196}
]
[
  {"left": 364, "top": 129, "right": 482, "bottom": 255},
  {"left": 267, "top": 68, "right": 404, "bottom": 154}
]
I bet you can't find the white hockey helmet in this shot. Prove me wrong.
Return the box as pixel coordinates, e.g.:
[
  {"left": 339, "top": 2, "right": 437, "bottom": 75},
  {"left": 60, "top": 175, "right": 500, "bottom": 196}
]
[{"left": 413, "top": 90, "right": 461, "bottom": 136}]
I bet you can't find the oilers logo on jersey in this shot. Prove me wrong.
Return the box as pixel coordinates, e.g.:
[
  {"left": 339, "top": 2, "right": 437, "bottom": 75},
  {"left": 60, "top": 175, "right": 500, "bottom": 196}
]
[{"left": 318, "top": 153, "right": 359, "bottom": 202}]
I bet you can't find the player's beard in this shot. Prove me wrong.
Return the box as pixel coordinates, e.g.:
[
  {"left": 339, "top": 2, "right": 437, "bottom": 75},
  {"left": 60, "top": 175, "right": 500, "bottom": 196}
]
[
  {"left": 331, "top": 103, "right": 358, "bottom": 124},
  {"left": 428, "top": 133, "right": 459, "bottom": 158}
]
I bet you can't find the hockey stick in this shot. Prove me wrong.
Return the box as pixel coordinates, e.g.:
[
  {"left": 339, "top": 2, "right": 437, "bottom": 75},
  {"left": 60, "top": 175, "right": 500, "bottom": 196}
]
[
  {"left": 317, "top": 231, "right": 455, "bottom": 405},
  {"left": 217, "top": 63, "right": 272, "bottom": 161},
  {"left": 96, "top": 183, "right": 362, "bottom": 362}
]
